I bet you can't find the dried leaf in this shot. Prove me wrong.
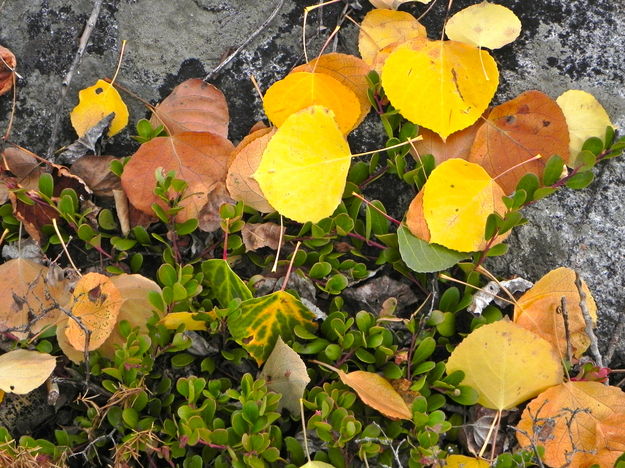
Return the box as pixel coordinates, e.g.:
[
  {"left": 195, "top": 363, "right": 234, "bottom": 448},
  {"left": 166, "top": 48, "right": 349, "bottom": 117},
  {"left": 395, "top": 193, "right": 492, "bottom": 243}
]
[
  {"left": 259, "top": 337, "right": 310, "bottom": 414},
  {"left": 197, "top": 182, "right": 235, "bottom": 232},
  {"left": 70, "top": 155, "right": 121, "bottom": 197},
  {"left": 121, "top": 132, "right": 233, "bottom": 222},
  {"left": 0, "top": 350, "right": 56, "bottom": 394},
  {"left": 59, "top": 113, "right": 115, "bottom": 164},
  {"left": 0, "top": 45, "right": 17, "bottom": 97},
  {"left": 446, "top": 320, "right": 564, "bottom": 410},
  {"left": 70, "top": 79, "right": 129, "bottom": 137},
  {"left": 411, "top": 117, "right": 484, "bottom": 165},
  {"left": 150, "top": 78, "right": 229, "bottom": 138},
  {"left": 1, "top": 146, "right": 42, "bottom": 190},
  {"left": 241, "top": 222, "right": 283, "bottom": 251}
]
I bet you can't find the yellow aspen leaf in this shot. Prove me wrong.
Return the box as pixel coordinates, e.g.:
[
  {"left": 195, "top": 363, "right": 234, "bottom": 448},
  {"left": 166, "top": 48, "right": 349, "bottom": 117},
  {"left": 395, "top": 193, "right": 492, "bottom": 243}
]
[
  {"left": 421, "top": 159, "right": 507, "bottom": 252},
  {"left": 70, "top": 79, "right": 129, "bottom": 137},
  {"left": 445, "top": 455, "right": 489, "bottom": 468},
  {"left": 445, "top": 2, "right": 522, "bottom": 50},
  {"left": 160, "top": 312, "right": 210, "bottom": 331},
  {"left": 382, "top": 41, "right": 498, "bottom": 139},
  {"left": 66, "top": 273, "right": 123, "bottom": 351},
  {"left": 0, "top": 350, "right": 56, "bottom": 394},
  {"left": 228, "top": 290, "right": 317, "bottom": 365},
  {"left": 517, "top": 382, "right": 625, "bottom": 468},
  {"left": 56, "top": 319, "right": 89, "bottom": 364},
  {"left": 0, "top": 390, "right": 4, "bottom": 404},
  {"left": 370, "top": 0, "right": 432, "bottom": 8},
  {"left": 300, "top": 463, "right": 335, "bottom": 468},
  {"left": 556, "top": 90, "right": 614, "bottom": 165},
  {"left": 226, "top": 127, "right": 276, "bottom": 212},
  {"left": 263, "top": 72, "right": 361, "bottom": 135},
  {"left": 292, "top": 53, "right": 372, "bottom": 128},
  {"left": 254, "top": 106, "right": 351, "bottom": 224},
  {"left": 514, "top": 267, "right": 597, "bottom": 359},
  {"left": 446, "top": 320, "right": 564, "bottom": 410},
  {"left": 358, "top": 9, "right": 426, "bottom": 72}
]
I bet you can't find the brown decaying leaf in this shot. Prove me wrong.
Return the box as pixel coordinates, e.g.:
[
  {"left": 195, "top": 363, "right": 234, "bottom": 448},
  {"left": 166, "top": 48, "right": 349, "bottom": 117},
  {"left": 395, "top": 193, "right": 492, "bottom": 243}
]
[
  {"left": 150, "top": 78, "right": 229, "bottom": 138},
  {"left": 121, "top": 132, "right": 234, "bottom": 223},
  {"left": 0, "top": 350, "right": 56, "bottom": 394},
  {"left": 197, "top": 182, "right": 235, "bottom": 232},
  {"left": 226, "top": 127, "right": 276, "bottom": 212},
  {"left": 241, "top": 222, "right": 284, "bottom": 251},
  {"left": 337, "top": 369, "right": 412, "bottom": 420},
  {"left": 70, "top": 155, "right": 121, "bottom": 197},
  {"left": 0, "top": 45, "right": 16, "bottom": 96},
  {"left": 468, "top": 90, "right": 570, "bottom": 194},
  {"left": 1, "top": 146, "right": 42, "bottom": 190},
  {"left": 66, "top": 273, "right": 123, "bottom": 351},
  {"left": 292, "top": 52, "right": 372, "bottom": 128},
  {"left": 517, "top": 381, "right": 625, "bottom": 468}
]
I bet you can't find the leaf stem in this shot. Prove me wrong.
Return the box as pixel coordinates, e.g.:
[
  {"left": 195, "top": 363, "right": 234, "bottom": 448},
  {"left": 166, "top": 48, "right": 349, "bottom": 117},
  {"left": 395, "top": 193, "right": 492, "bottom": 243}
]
[{"left": 351, "top": 192, "right": 401, "bottom": 226}]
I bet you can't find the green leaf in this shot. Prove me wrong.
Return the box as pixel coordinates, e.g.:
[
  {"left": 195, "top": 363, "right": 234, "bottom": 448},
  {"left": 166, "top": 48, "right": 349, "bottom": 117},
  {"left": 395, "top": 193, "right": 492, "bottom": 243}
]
[
  {"left": 228, "top": 291, "right": 317, "bottom": 364},
  {"left": 565, "top": 171, "right": 594, "bottom": 189},
  {"left": 397, "top": 226, "right": 467, "bottom": 273},
  {"left": 175, "top": 219, "right": 198, "bottom": 236},
  {"left": 581, "top": 136, "right": 604, "bottom": 155},
  {"left": 515, "top": 173, "right": 539, "bottom": 200},
  {"left": 542, "top": 155, "right": 564, "bottom": 186},
  {"left": 202, "top": 259, "right": 252, "bottom": 308},
  {"left": 38, "top": 173, "right": 54, "bottom": 198},
  {"left": 574, "top": 150, "right": 596, "bottom": 171}
]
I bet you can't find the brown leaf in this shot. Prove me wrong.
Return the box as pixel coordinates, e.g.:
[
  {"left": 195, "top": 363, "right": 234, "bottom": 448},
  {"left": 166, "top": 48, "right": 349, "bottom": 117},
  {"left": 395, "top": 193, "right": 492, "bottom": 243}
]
[
  {"left": 0, "top": 45, "right": 16, "bottom": 97},
  {"left": 405, "top": 190, "right": 430, "bottom": 241},
  {"left": 121, "top": 132, "right": 234, "bottom": 222},
  {"left": 1, "top": 146, "right": 42, "bottom": 190},
  {"left": 150, "top": 78, "right": 229, "bottom": 138},
  {"left": 70, "top": 155, "right": 121, "bottom": 197},
  {"left": 241, "top": 222, "right": 284, "bottom": 251},
  {"left": 226, "top": 127, "right": 276, "bottom": 212},
  {"left": 197, "top": 182, "right": 234, "bottom": 232},
  {"left": 468, "top": 90, "right": 570, "bottom": 194}
]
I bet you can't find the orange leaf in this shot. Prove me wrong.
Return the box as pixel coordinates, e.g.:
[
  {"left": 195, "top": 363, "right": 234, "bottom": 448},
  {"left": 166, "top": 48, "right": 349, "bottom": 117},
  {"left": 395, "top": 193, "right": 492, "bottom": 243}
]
[
  {"left": 226, "top": 127, "right": 276, "bottom": 212},
  {"left": 0, "top": 45, "right": 16, "bottom": 97},
  {"left": 358, "top": 9, "right": 426, "bottom": 72},
  {"left": 66, "top": 273, "right": 123, "bottom": 351},
  {"left": 468, "top": 90, "right": 570, "bottom": 194},
  {"left": 121, "top": 132, "right": 234, "bottom": 222},
  {"left": 292, "top": 53, "right": 372, "bottom": 128},
  {"left": 150, "top": 78, "right": 229, "bottom": 138},
  {"left": 405, "top": 190, "right": 430, "bottom": 242},
  {"left": 514, "top": 267, "right": 597, "bottom": 359},
  {"left": 517, "top": 381, "right": 625, "bottom": 468}
]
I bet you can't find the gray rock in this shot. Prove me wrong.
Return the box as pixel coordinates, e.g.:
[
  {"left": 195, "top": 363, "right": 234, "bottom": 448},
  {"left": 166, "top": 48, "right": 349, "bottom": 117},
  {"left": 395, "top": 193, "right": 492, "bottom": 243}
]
[{"left": 1, "top": 0, "right": 624, "bottom": 363}]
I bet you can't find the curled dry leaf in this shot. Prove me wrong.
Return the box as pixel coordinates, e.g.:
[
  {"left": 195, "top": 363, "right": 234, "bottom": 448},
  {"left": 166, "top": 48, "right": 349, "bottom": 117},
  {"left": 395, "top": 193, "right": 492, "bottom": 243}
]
[
  {"left": 259, "top": 336, "right": 310, "bottom": 414},
  {"left": 121, "top": 132, "right": 234, "bottom": 223},
  {"left": 241, "top": 222, "right": 284, "bottom": 251},
  {"left": 0, "top": 350, "right": 56, "bottom": 394},
  {"left": 1, "top": 146, "right": 42, "bottom": 190},
  {"left": 0, "top": 45, "right": 16, "bottom": 97},
  {"left": 254, "top": 106, "right": 351, "bottom": 224},
  {"left": 226, "top": 127, "right": 276, "bottom": 212},
  {"left": 66, "top": 272, "right": 123, "bottom": 351},
  {"left": 382, "top": 41, "right": 499, "bottom": 140},
  {"left": 263, "top": 72, "right": 361, "bottom": 135},
  {"left": 358, "top": 9, "right": 426, "bottom": 72},
  {"left": 70, "top": 155, "right": 121, "bottom": 197},
  {"left": 517, "top": 381, "right": 625, "bottom": 468},
  {"left": 446, "top": 320, "right": 564, "bottom": 410},
  {"left": 70, "top": 79, "right": 129, "bottom": 137},
  {"left": 468, "top": 90, "right": 570, "bottom": 194},
  {"left": 150, "top": 78, "right": 229, "bottom": 138},
  {"left": 292, "top": 53, "right": 372, "bottom": 128},
  {"left": 514, "top": 267, "right": 597, "bottom": 359},
  {"left": 197, "top": 181, "right": 235, "bottom": 232}
]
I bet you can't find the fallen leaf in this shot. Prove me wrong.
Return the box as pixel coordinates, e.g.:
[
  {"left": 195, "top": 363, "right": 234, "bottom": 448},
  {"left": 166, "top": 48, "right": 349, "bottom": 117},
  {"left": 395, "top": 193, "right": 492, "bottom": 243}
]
[
  {"left": 445, "top": 2, "right": 522, "bottom": 50},
  {"left": 70, "top": 155, "right": 121, "bottom": 197},
  {"left": 468, "top": 90, "right": 570, "bottom": 194},
  {"left": 418, "top": 159, "right": 507, "bottom": 252},
  {"left": 263, "top": 72, "right": 361, "bottom": 135},
  {"left": 150, "top": 78, "right": 229, "bottom": 138},
  {"left": 0, "top": 45, "right": 16, "bottom": 97},
  {"left": 299, "top": 462, "right": 335, "bottom": 468},
  {"left": 446, "top": 319, "right": 564, "bottom": 410},
  {"left": 445, "top": 455, "right": 489, "bottom": 468},
  {"left": 1, "top": 146, "right": 42, "bottom": 190},
  {"left": 358, "top": 9, "right": 426, "bottom": 72},
  {"left": 514, "top": 267, "right": 597, "bottom": 359},
  {"left": 382, "top": 41, "right": 499, "bottom": 139},
  {"left": 259, "top": 336, "right": 310, "bottom": 414},
  {"left": 254, "top": 106, "right": 351, "bottom": 224},
  {"left": 241, "top": 222, "right": 283, "bottom": 251},
  {"left": 517, "top": 381, "right": 625, "bottom": 468},
  {"left": 226, "top": 127, "right": 276, "bottom": 212},
  {"left": 197, "top": 182, "right": 235, "bottom": 232},
  {"left": 410, "top": 116, "right": 485, "bottom": 165},
  {"left": 56, "top": 319, "right": 86, "bottom": 364},
  {"left": 70, "top": 79, "right": 129, "bottom": 137},
  {"left": 202, "top": 259, "right": 253, "bottom": 308},
  {"left": 121, "top": 132, "right": 234, "bottom": 222},
  {"left": 66, "top": 273, "right": 123, "bottom": 351},
  {"left": 370, "top": 0, "right": 432, "bottom": 8},
  {"left": 58, "top": 113, "right": 115, "bottom": 164},
  {"left": 0, "top": 350, "right": 56, "bottom": 394},
  {"left": 228, "top": 290, "right": 317, "bottom": 364},
  {"left": 397, "top": 225, "right": 468, "bottom": 273},
  {"left": 556, "top": 89, "right": 613, "bottom": 164},
  {"left": 160, "top": 312, "right": 209, "bottom": 331},
  {"left": 292, "top": 53, "right": 372, "bottom": 128}
]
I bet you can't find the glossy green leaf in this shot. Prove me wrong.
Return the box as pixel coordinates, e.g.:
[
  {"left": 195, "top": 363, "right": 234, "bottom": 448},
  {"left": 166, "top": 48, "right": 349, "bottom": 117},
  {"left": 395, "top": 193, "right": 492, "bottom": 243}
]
[{"left": 397, "top": 226, "right": 467, "bottom": 273}]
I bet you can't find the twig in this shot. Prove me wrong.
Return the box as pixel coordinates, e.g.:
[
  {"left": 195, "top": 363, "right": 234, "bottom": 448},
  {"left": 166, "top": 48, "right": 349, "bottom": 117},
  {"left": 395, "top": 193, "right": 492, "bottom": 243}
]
[
  {"left": 280, "top": 241, "right": 301, "bottom": 291},
  {"left": 574, "top": 271, "right": 603, "bottom": 368},
  {"left": 69, "top": 428, "right": 116, "bottom": 461},
  {"left": 47, "top": 0, "right": 105, "bottom": 160},
  {"left": 604, "top": 316, "right": 625, "bottom": 365},
  {"left": 559, "top": 296, "right": 573, "bottom": 364},
  {"left": 204, "top": 0, "right": 286, "bottom": 82}
]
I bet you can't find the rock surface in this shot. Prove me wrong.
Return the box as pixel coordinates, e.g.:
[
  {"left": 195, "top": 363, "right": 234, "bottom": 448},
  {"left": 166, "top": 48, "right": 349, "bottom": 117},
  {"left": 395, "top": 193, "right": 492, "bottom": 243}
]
[{"left": 1, "top": 0, "right": 624, "bottom": 362}]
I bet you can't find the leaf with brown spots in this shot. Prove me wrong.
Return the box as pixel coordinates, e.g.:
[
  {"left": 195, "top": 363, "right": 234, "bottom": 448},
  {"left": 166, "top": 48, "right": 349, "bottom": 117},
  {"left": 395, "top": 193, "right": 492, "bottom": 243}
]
[
  {"left": 241, "top": 222, "right": 284, "bottom": 251},
  {"left": 0, "top": 45, "right": 16, "bottom": 97}
]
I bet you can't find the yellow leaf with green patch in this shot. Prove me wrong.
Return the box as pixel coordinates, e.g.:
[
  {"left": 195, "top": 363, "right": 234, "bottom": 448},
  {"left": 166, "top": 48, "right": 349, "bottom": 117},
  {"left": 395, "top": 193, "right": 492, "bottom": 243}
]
[
  {"left": 202, "top": 259, "right": 253, "bottom": 308},
  {"left": 70, "top": 79, "right": 129, "bottom": 137},
  {"left": 160, "top": 312, "right": 209, "bottom": 331},
  {"left": 228, "top": 291, "right": 317, "bottom": 365}
]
